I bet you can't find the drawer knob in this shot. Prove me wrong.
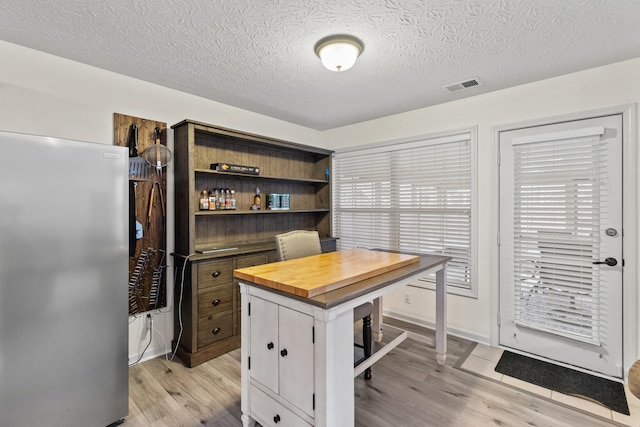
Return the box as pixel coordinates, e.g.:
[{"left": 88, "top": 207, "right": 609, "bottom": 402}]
[
  {"left": 212, "top": 299, "right": 221, "bottom": 306},
  {"left": 267, "top": 342, "right": 274, "bottom": 350},
  {"left": 273, "top": 414, "right": 281, "bottom": 423},
  {"left": 280, "top": 348, "right": 288, "bottom": 357},
  {"left": 212, "top": 327, "right": 221, "bottom": 335},
  {"left": 212, "top": 271, "right": 221, "bottom": 278}
]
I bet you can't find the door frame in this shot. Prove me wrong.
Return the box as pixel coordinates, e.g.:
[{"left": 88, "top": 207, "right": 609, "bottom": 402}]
[{"left": 490, "top": 104, "right": 638, "bottom": 379}]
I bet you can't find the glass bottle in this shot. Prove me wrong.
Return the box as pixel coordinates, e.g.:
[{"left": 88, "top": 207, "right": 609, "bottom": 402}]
[
  {"left": 253, "top": 187, "right": 261, "bottom": 210},
  {"left": 218, "top": 188, "right": 225, "bottom": 210},
  {"left": 199, "top": 190, "right": 209, "bottom": 210},
  {"left": 208, "top": 189, "right": 216, "bottom": 210}
]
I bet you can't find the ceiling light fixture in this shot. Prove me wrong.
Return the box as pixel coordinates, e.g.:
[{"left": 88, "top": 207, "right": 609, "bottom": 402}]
[{"left": 314, "top": 35, "right": 364, "bottom": 72}]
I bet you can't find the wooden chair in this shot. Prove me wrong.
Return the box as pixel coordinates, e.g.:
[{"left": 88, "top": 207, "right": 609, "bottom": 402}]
[{"left": 274, "top": 230, "right": 373, "bottom": 379}]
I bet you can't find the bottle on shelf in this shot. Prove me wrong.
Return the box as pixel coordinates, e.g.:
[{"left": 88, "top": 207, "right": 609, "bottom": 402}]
[
  {"left": 214, "top": 188, "right": 221, "bottom": 210},
  {"left": 199, "top": 190, "right": 209, "bottom": 210},
  {"left": 230, "top": 189, "right": 236, "bottom": 210},
  {"left": 252, "top": 187, "right": 261, "bottom": 210},
  {"left": 218, "top": 188, "right": 225, "bottom": 210},
  {"left": 208, "top": 189, "right": 216, "bottom": 211},
  {"left": 225, "top": 189, "right": 231, "bottom": 209}
]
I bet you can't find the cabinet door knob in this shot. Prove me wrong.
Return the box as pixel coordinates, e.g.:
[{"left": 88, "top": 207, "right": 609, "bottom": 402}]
[
  {"left": 212, "top": 299, "right": 221, "bottom": 306},
  {"left": 212, "top": 327, "right": 221, "bottom": 335},
  {"left": 273, "top": 414, "right": 281, "bottom": 423},
  {"left": 267, "top": 342, "right": 274, "bottom": 350},
  {"left": 280, "top": 349, "right": 288, "bottom": 357},
  {"left": 212, "top": 271, "right": 221, "bottom": 278}
]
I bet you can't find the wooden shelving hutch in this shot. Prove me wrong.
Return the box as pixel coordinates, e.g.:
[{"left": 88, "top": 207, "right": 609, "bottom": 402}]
[{"left": 171, "top": 119, "right": 335, "bottom": 367}]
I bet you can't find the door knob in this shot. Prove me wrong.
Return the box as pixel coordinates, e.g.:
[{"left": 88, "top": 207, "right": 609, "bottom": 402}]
[
  {"left": 592, "top": 257, "right": 617, "bottom": 266},
  {"left": 267, "top": 342, "right": 274, "bottom": 350},
  {"left": 280, "top": 349, "right": 288, "bottom": 357}
]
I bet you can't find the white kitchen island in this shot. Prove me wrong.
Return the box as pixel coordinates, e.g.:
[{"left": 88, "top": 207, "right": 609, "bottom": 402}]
[{"left": 235, "top": 249, "right": 450, "bottom": 427}]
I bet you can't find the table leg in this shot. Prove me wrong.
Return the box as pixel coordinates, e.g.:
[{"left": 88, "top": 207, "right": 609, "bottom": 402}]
[
  {"left": 435, "top": 267, "right": 447, "bottom": 365},
  {"left": 373, "top": 296, "right": 383, "bottom": 342}
]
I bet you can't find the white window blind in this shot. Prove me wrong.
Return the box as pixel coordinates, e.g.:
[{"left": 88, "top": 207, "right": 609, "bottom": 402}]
[
  {"left": 512, "top": 127, "right": 605, "bottom": 344},
  {"left": 333, "top": 132, "right": 474, "bottom": 293}
]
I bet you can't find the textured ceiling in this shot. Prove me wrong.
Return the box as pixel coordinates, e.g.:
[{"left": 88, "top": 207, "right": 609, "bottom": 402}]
[{"left": 1, "top": 0, "right": 639, "bottom": 130}]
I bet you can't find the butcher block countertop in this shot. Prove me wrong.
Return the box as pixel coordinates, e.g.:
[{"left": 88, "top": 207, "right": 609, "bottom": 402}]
[{"left": 233, "top": 248, "right": 420, "bottom": 298}]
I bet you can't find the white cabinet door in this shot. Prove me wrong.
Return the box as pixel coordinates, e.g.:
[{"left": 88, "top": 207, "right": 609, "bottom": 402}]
[
  {"left": 249, "top": 296, "right": 279, "bottom": 392},
  {"left": 279, "top": 305, "right": 314, "bottom": 416},
  {"left": 249, "top": 296, "right": 315, "bottom": 417}
]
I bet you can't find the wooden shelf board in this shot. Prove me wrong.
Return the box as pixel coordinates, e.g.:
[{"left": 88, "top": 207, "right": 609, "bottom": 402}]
[
  {"left": 195, "top": 168, "right": 328, "bottom": 184},
  {"left": 195, "top": 208, "right": 329, "bottom": 216}
]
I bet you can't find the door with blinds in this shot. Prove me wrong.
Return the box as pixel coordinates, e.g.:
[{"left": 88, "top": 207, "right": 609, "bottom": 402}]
[{"left": 498, "top": 114, "right": 623, "bottom": 377}]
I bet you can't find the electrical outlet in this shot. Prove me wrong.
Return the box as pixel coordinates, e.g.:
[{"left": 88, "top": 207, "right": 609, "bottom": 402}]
[{"left": 404, "top": 291, "right": 411, "bottom": 304}]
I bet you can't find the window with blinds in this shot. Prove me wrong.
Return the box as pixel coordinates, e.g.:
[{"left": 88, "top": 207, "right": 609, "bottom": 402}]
[
  {"left": 333, "top": 131, "right": 475, "bottom": 295},
  {"left": 511, "top": 127, "right": 605, "bottom": 344}
]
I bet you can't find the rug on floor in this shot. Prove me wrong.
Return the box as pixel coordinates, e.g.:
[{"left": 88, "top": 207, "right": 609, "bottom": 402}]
[{"left": 495, "top": 351, "right": 629, "bottom": 415}]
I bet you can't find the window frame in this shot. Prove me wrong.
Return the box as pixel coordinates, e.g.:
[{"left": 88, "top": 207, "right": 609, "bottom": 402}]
[{"left": 332, "top": 128, "right": 478, "bottom": 298}]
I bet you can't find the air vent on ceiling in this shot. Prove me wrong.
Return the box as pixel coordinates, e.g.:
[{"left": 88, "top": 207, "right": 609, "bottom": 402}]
[{"left": 444, "top": 78, "right": 482, "bottom": 93}]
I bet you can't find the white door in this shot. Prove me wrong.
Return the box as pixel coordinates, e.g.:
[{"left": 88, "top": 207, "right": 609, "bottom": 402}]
[{"left": 498, "top": 114, "right": 623, "bottom": 377}]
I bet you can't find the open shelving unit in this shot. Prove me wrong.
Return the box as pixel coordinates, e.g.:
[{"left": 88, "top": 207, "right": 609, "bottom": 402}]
[{"left": 171, "top": 119, "right": 335, "bottom": 366}]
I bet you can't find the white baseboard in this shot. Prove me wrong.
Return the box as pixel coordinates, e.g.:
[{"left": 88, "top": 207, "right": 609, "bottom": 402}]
[
  {"left": 128, "top": 344, "right": 171, "bottom": 366},
  {"left": 384, "top": 309, "right": 490, "bottom": 346}
]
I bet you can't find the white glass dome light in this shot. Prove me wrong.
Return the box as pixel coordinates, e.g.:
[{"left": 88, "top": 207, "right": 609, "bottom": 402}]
[{"left": 314, "top": 35, "right": 364, "bottom": 72}]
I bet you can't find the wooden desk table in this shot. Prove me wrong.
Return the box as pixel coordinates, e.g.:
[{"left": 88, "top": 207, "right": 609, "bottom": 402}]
[{"left": 235, "top": 248, "right": 450, "bottom": 427}]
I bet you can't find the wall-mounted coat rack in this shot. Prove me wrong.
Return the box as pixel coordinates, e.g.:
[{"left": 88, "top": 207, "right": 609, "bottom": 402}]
[{"left": 114, "top": 113, "right": 168, "bottom": 315}]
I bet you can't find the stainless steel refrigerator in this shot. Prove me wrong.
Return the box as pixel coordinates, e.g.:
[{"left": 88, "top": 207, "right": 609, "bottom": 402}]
[{"left": 0, "top": 131, "right": 129, "bottom": 427}]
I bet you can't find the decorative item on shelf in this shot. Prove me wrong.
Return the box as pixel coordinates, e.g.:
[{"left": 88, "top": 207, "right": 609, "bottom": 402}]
[
  {"left": 211, "top": 163, "right": 260, "bottom": 175},
  {"left": 267, "top": 193, "right": 290, "bottom": 211},
  {"left": 251, "top": 187, "right": 261, "bottom": 210}
]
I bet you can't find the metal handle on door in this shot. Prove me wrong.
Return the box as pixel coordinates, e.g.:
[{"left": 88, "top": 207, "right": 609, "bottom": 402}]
[{"left": 592, "top": 257, "right": 617, "bottom": 266}]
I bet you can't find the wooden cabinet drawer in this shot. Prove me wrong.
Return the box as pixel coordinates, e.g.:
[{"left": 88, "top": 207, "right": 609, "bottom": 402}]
[
  {"left": 250, "top": 386, "right": 312, "bottom": 427},
  {"left": 267, "top": 251, "right": 279, "bottom": 263},
  {"left": 320, "top": 240, "right": 336, "bottom": 254},
  {"left": 198, "top": 286, "right": 234, "bottom": 318},
  {"left": 197, "top": 259, "right": 233, "bottom": 290},
  {"left": 197, "top": 312, "right": 234, "bottom": 348},
  {"left": 236, "top": 253, "right": 268, "bottom": 268},
  {"left": 236, "top": 253, "right": 268, "bottom": 307}
]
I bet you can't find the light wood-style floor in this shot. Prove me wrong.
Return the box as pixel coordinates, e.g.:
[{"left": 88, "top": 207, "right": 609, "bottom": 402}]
[{"left": 124, "top": 320, "right": 621, "bottom": 427}]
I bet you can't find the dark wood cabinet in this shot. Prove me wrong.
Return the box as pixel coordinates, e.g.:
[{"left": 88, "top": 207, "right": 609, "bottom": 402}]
[{"left": 171, "top": 120, "right": 335, "bottom": 367}]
